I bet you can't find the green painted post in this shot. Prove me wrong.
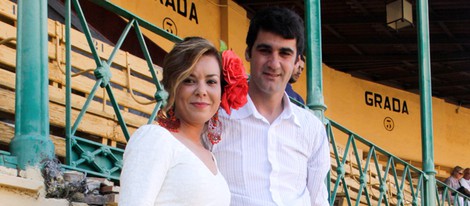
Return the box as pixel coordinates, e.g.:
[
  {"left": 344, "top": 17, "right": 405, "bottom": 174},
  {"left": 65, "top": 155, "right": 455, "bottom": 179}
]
[
  {"left": 304, "top": 0, "right": 330, "bottom": 203},
  {"left": 304, "top": 0, "right": 327, "bottom": 120},
  {"left": 65, "top": 0, "right": 72, "bottom": 165},
  {"left": 10, "top": 0, "right": 55, "bottom": 169},
  {"left": 416, "top": 0, "right": 436, "bottom": 205}
]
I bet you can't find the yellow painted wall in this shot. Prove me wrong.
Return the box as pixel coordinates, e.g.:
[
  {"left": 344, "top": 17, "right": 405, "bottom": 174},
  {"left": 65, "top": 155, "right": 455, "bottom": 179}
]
[
  {"left": 108, "top": 0, "right": 249, "bottom": 71},
  {"left": 219, "top": 0, "right": 250, "bottom": 71},
  {"left": 320, "top": 64, "right": 470, "bottom": 168}
]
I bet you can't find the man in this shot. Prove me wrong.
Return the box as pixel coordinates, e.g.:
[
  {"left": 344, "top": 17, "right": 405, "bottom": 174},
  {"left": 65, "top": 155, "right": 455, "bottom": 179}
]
[
  {"left": 459, "top": 168, "right": 470, "bottom": 196},
  {"left": 212, "top": 7, "right": 330, "bottom": 206},
  {"left": 285, "top": 55, "right": 305, "bottom": 104}
]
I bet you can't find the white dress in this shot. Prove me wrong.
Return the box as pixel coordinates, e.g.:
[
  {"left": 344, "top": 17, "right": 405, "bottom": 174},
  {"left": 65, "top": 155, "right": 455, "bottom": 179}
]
[{"left": 119, "top": 125, "right": 231, "bottom": 206}]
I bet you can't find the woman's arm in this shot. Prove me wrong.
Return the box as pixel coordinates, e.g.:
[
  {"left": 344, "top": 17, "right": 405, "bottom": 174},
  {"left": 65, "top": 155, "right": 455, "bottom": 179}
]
[{"left": 119, "top": 125, "right": 175, "bottom": 206}]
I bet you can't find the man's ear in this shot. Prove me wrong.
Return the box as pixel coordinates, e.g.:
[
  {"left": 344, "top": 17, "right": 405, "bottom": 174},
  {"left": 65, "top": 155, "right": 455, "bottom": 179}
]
[
  {"left": 294, "top": 55, "right": 301, "bottom": 64},
  {"left": 245, "top": 48, "right": 250, "bottom": 61},
  {"left": 294, "top": 55, "right": 301, "bottom": 68}
]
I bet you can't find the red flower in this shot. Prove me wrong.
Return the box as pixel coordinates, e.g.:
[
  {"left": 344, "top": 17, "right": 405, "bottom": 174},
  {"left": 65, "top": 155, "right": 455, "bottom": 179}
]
[{"left": 220, "top": 50, "right": 248, "bottom": 115}]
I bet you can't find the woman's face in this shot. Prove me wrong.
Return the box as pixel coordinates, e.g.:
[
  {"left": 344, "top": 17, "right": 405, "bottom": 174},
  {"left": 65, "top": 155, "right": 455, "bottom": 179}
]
[
  {"left": 454, "top": 169, "right": 464, "bottom": 179},
  {"left": 174, "top": 55, "right": 221, "bottom": 126}
]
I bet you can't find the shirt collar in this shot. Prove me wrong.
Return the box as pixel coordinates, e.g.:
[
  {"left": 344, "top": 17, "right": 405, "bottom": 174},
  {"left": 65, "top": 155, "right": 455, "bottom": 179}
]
[
  {"left": 226, "top": 95, "right": 256, "bottom": 120},
  {"left": 279, "top": 93, "right": 301, "bottom": 127},
  {"left": 228, "top": 93, "right": 301, "bottom": 127}
]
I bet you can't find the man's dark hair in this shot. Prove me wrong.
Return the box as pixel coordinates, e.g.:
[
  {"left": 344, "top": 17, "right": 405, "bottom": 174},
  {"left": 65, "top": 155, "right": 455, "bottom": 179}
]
[{"left": 246, "top": 7, "right": 305, "bottom": 59}]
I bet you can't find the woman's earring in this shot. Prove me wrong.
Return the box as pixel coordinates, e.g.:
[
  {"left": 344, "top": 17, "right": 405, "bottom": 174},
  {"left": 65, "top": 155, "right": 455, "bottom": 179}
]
[
  {"left": 157, "top": 107, "right": 180, "bottom": 132},
  {"left": 207, "top": 111, "right": 222, "bottom": 144}
]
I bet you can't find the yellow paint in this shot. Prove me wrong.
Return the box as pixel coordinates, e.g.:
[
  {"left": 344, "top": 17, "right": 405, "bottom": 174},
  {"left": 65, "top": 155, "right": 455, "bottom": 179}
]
[
  {"left": 108, "top": 0, "right": 250, "bottom": 72},
  {"left": 110, "top": 0, "right": 219, "bottom": 51},
  {"left": 321, "top": 64, "right": 470, "bottom": 168}
]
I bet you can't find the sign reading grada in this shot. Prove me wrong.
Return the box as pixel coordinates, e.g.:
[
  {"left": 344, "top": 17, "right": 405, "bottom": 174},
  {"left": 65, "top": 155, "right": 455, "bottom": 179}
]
[
  {"left": 365, "top": 91, "right": 409, "bottom": 114},
  {"left": 158, "top": 0, "right": 199, "bottom": 24}
]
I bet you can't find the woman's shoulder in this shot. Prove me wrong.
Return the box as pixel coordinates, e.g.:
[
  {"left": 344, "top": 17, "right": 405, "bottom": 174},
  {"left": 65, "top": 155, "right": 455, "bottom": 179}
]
[
  {"left": 127, "top": 124, "right": 176, "bottom": 148},
  {"left": 134, "top": 124, "right": 171, "bottom": 136}
]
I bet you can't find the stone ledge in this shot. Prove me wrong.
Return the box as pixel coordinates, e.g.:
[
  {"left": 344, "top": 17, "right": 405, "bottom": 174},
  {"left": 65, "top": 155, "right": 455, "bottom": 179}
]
[{"left": 0, "top": 172, "right": 44, "bottom": 195}]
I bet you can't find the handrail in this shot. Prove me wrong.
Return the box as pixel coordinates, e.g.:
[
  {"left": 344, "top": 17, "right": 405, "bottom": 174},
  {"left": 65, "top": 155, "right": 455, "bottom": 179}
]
[
  {"left": 327, "top": 117, "right": 470, "bottom": 205},
  {"left": 63, "top": 0, "right": 180, "bottom": 180}
]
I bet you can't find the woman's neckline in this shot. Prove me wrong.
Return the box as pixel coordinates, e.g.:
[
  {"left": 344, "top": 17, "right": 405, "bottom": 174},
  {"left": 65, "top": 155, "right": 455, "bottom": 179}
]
[{"left": 169, "top": 132, "right": 219, "bottom": 176}]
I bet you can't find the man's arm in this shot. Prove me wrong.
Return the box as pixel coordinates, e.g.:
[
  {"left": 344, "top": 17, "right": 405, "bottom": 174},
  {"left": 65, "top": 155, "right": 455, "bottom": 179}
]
[
  {"left": 307, "top": 121, "right": 331, "bottom": 206},
  {"left": 459, "top": 179, "right": 470, "bottom": 196}
]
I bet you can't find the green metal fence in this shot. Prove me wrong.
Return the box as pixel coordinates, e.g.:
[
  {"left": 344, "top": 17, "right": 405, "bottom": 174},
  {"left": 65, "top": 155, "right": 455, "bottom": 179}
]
[
  {"left": 326, "top": 117, "right": 470, "bottom": 206},
  {"left": 63, "top": 0, "right": 180, "bottom": 180}
]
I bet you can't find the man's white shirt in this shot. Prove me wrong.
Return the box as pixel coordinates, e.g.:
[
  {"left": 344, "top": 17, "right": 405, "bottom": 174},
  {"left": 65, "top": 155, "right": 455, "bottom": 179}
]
[
  {"left": 211, "top": 94, "right": 330, "bottom": 206},
  {"left": 460, "top": 178, "right": 470, "bottom": 191}
]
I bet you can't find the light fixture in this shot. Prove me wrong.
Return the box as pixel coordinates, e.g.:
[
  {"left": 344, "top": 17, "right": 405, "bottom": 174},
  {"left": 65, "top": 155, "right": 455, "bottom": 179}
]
[{"left": 386, "top": 0, "right": 413, "bottom": 30}]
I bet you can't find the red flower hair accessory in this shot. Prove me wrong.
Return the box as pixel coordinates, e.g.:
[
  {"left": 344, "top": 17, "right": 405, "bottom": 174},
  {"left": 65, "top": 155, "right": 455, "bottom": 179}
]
[{"left": 220, "top": 50, "right": 248, "bottom": 115}]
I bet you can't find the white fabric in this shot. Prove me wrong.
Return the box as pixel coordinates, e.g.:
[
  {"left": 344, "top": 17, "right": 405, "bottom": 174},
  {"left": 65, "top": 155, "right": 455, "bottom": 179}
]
[
  {"left": 446, "top": 176, "right": 461, "bottom": 190},
  {"left": 459, "top": 178, "right": 470, "bottom": 205},
  {"left": 119, "top": 125, "right": 231, "bottom": 206},
  {"left": 211, "top": 94, "right": 330, "bottom": 206},
  {"left": 460, "top": 178, "right": 470, "bottom": 191},
  {"left": 445, "top": 176, "right": 464, "bottom": 204}
]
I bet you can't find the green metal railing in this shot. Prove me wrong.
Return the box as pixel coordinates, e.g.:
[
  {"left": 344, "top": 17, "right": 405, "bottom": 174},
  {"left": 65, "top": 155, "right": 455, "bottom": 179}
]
[
  {"left": 326, "top": 118, "right": 470, "bottom": 205},
  {"left": 437, "top": 180, "right": 470, "bottom": 206},
  {"left": 328, "top": 118, "right": 425, "bottom": 205},
  {"left": 63, "top": 0, "right": 181, "bottom": 180}
]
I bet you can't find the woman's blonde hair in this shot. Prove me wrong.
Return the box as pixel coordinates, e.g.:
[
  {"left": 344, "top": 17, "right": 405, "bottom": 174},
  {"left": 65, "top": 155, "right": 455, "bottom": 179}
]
[
  {"left": 161, "top": 37, "right": 222, "bottom": 114},
  {"left": 452, "top": 166, "right": 464, "bottom": 176}
]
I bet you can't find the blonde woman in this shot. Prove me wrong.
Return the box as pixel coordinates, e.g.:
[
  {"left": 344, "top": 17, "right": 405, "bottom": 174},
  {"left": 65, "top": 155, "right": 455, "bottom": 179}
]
[{"left": 119, "top": 37, "right": 241, "bottom": 206}]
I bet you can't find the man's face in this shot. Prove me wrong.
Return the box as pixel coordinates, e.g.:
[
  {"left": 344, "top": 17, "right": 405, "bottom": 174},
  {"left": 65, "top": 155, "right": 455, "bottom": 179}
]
[
  {"left": 246, "top": 30, "right": 297, "bottom": 98},
  {"left": 290, "top": 58, "right": 304, "bottom": 83},
  {"left": 465, "top": 170, "right": 470, "bottom": 180}
]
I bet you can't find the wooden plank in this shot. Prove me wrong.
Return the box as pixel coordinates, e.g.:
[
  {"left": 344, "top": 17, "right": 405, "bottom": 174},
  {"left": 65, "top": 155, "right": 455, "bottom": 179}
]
[
  {"left": 0, "top": 0, "right": 16, "bottom": 21},
  {"left": 330, "top": 143, "right": 363, "bottom": 164},
  {"left": 47, "top": 60, "right": 157, "bottom": 115},
  {"left": 0, "top": 43, "right": 158, "bottom": 115},
  {"left": 0, "top": 64, "right": 151, "bottom": 127},
  {"left": 1, "top": 0, "right": 166, "bottom": 81},
  {"left": 1, "top": 22, "right": 162, "bottom": 114},
  {"left": 0, "top": 86, "right": 137, "bottom": 144},
  {"left": 0, "top": 44, "right": 15, "bottom": 68},
  {"left": 0, "top": 21, "right": 15, "bottom": 44},
  {"left": 0, "top": 68, "right": 151, "bottom": 143},
  {"left": 1, "top": 9, "right": 163, "bottom": 97},
  {"left": 48, "top": 82, "right": 151, "bottom": 129},
  {"left": 46, "top": 15, "right": 163, "bottom": 81},
  {"left": 47, "top": 28, "right": 161, "bottom": 99},
  {"left": 0, "top": 19, "right": 160, "bottom": 100},
  {"left": 0, "top": 121, "right": 66, "bottom": 157},
  {"left": 331, "top": 157, "right": 418, "bottom": 205}
]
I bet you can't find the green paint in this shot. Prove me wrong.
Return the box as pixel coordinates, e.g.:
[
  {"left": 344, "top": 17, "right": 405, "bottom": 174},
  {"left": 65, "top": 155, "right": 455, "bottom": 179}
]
[
  {"left": 304, "top": 0, "right": 327, "bottom": 121},
  {"left": 10, "top": 0, "right": 54, "bottom": 169},
  {"left": 416, "top": 0, "right": 437, "bottom": 204}
]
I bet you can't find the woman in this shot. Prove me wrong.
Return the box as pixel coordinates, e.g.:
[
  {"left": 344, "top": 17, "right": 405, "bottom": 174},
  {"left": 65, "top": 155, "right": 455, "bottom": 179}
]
[
  {"left": 119, "top": 37, "right": 230, "bottom": 206},
  {"left": 445, "top": 166, "right": 465, "bottom": 204}
]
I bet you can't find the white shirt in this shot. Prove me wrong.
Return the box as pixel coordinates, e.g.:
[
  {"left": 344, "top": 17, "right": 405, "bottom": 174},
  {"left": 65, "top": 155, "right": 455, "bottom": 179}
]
[
  {"left": 446, "top": 176, "right": 461, "bottom": 190},
  {"left": 120, "top": 125, "right": 231, "bottom": 206},
  {"left": 460, "top": 178, "right": 470, "bottom": 191},
  {"left": 211, "top": 94, "right": 330, "bottom": 206}
]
